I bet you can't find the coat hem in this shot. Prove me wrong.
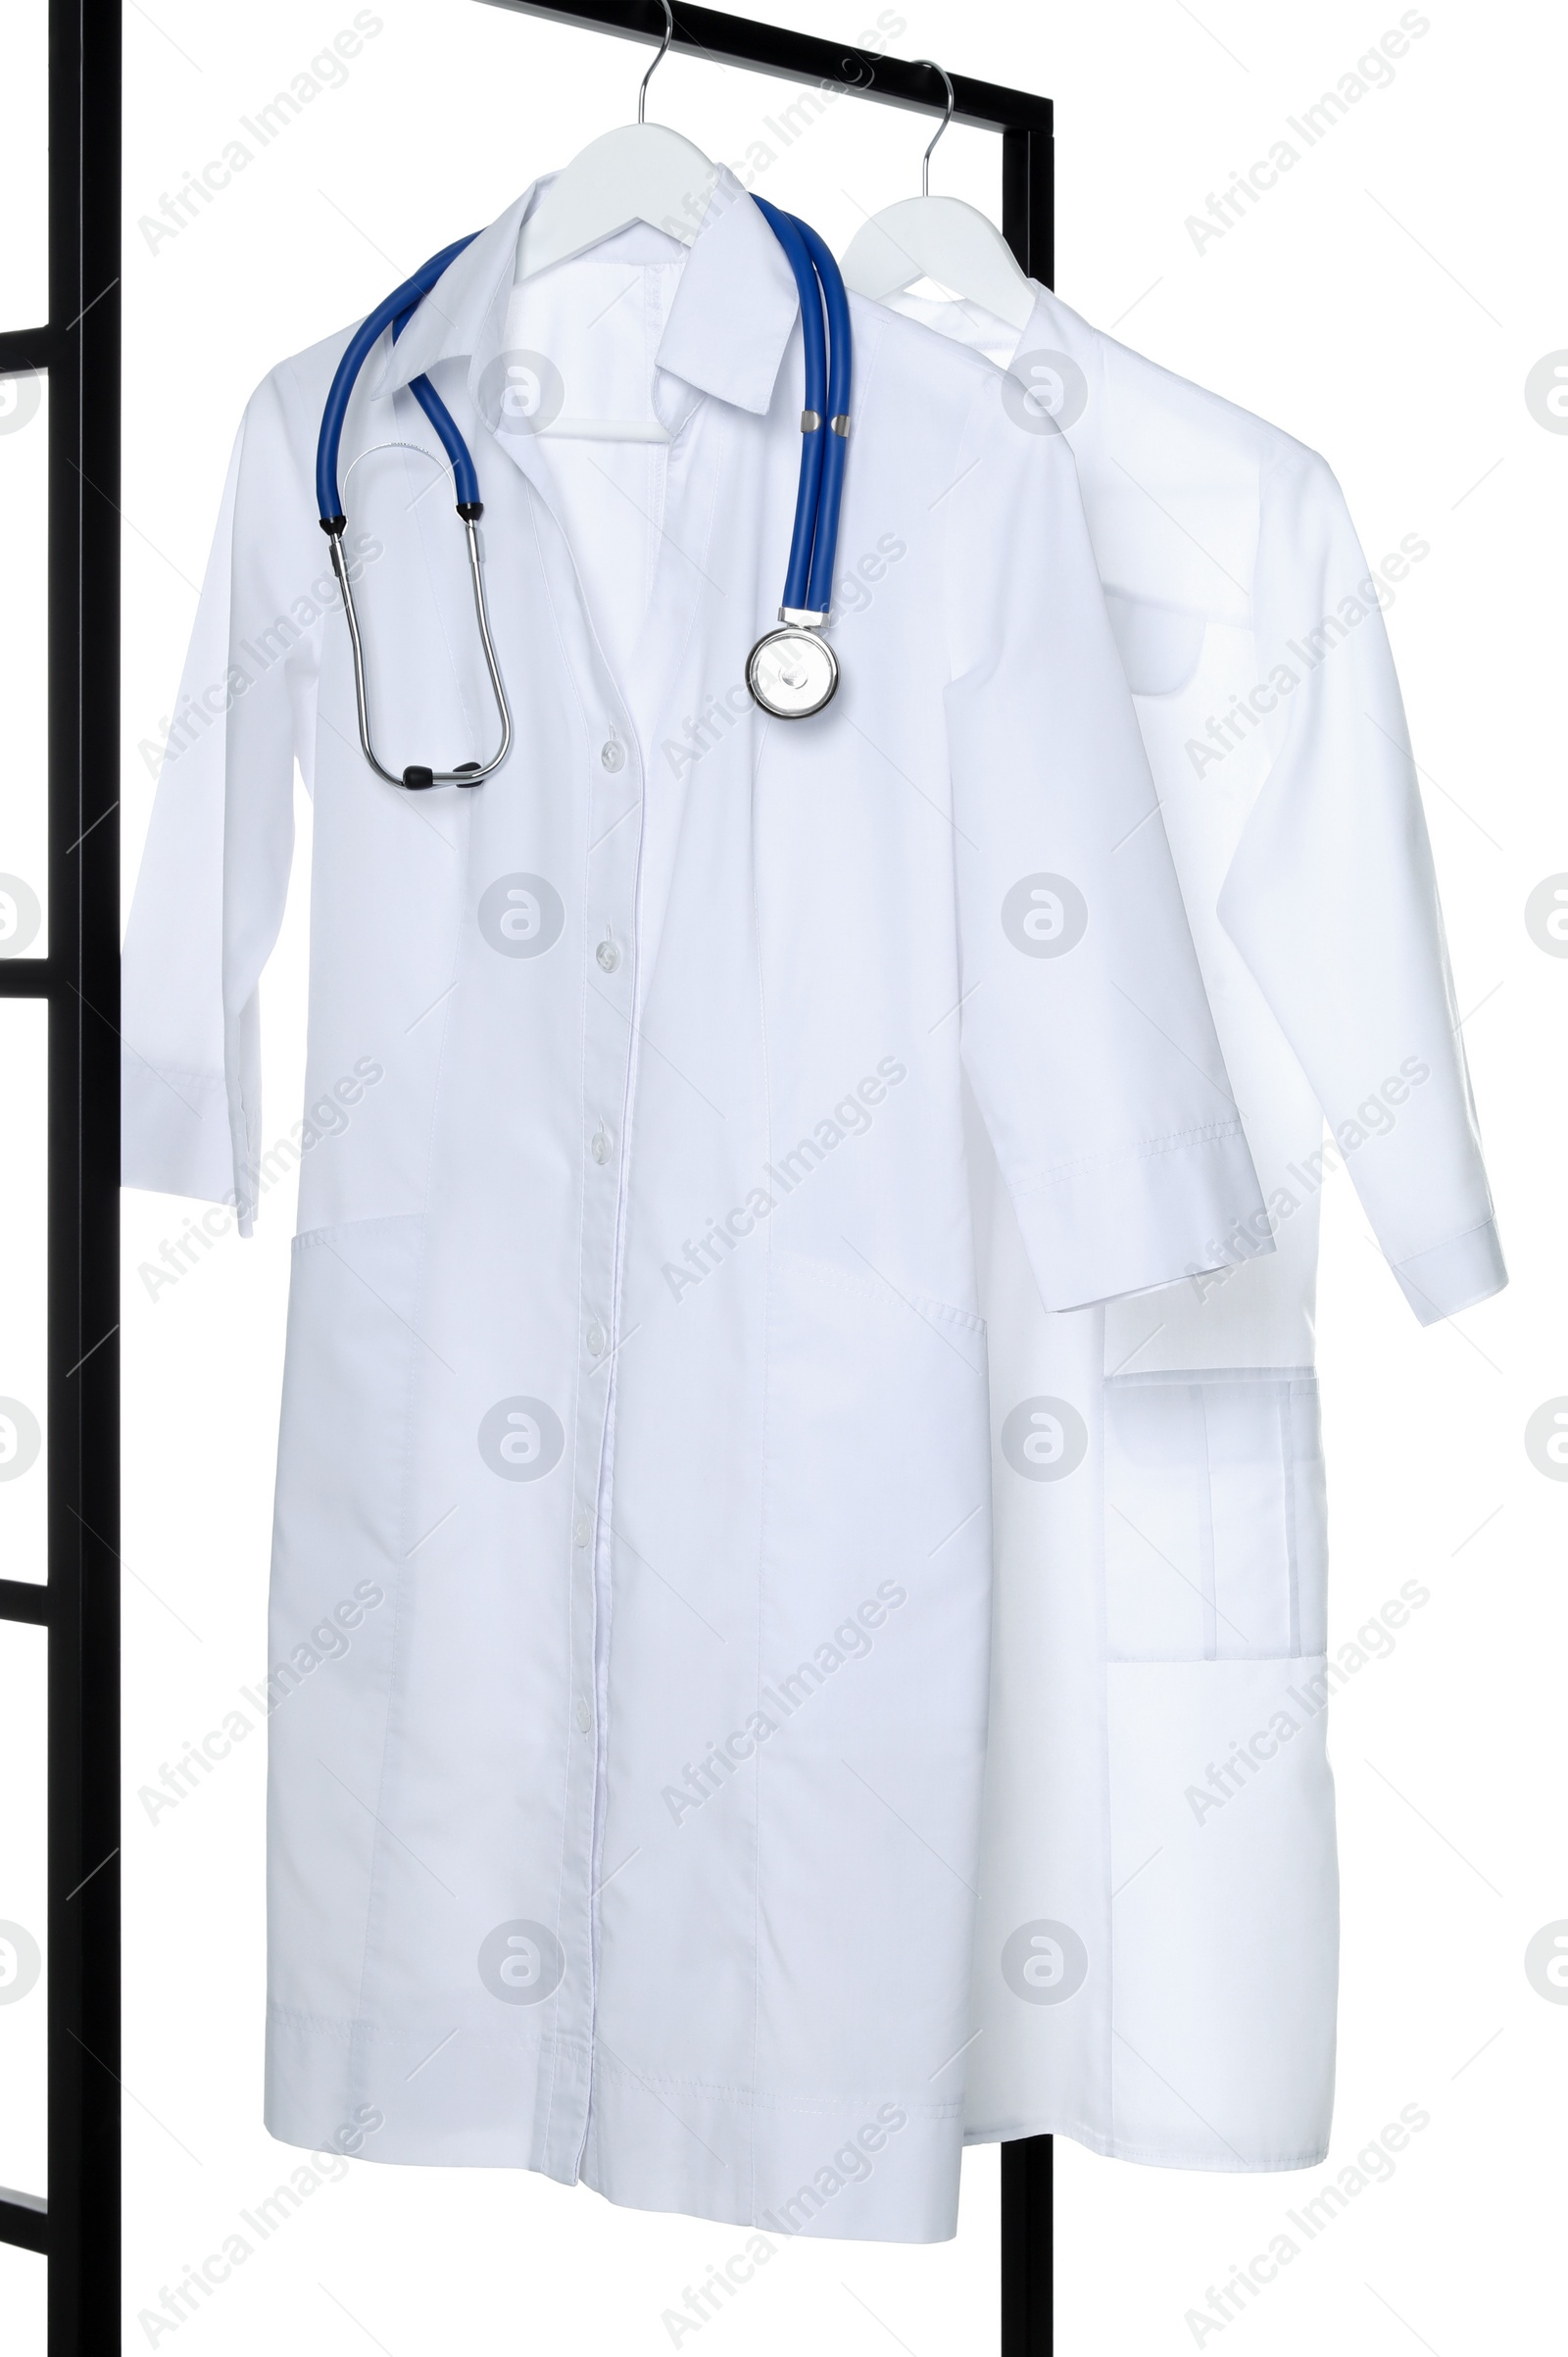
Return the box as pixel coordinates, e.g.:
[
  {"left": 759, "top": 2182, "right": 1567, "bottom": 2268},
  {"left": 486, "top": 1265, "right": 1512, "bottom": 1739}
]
[
  {"left": 265, "top": 2004, "right": 963, "bottom": 2238},
  {"left": 962, "top": 2114, "right": 1329, "bottom": 2173}
]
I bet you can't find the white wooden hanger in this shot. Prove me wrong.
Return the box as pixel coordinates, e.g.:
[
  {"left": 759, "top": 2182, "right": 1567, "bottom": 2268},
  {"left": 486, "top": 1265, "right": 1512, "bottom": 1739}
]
[
  {"left": 505, "top": 2, "right": 718, "bottom": 453},
  {"left": 508, "top": 3, "right": 716, "bottom": 442},
  {"left": 839, "top": 61, "right": 1035, "bottom": 333}
]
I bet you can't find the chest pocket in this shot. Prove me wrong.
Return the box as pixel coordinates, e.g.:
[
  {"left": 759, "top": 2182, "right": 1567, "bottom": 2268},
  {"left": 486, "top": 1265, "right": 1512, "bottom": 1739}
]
[
  {"left": 1102, "top": 1370, "right": 1326, "bottom": 1660},
  {"left": 1102, "top": 587, "right": 1207, "bottom": 699}
]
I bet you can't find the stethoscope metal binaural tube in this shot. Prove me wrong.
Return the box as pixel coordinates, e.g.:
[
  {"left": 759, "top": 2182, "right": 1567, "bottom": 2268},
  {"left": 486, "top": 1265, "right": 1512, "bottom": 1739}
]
[
  {"left": 316, "top": 234, "right": 513, "bottom": 791},
  {"left": 324, "top": 509, "right": 512, "bottom": 793}
]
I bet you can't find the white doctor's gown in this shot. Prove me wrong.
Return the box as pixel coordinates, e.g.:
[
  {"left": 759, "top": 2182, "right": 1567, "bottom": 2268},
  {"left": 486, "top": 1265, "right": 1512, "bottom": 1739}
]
[
  {"left": 885, "top": 281, "right": 1505, "bottom": 2170},
  {"left": 121, "top": 175, "right": 1271, "bottom": 2240}
]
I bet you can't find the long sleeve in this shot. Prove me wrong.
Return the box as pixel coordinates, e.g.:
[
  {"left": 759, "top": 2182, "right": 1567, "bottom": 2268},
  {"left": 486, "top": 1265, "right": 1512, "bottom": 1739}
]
[
  {"left": 122, "top": 364, "right": 325, "bottom": 1234},
  {"left": 1217, "top": 446, "right": 1504, "bottom": 1323},
  {"left": 944, "top": 387, "right": 1268, "bottom": 1310}
]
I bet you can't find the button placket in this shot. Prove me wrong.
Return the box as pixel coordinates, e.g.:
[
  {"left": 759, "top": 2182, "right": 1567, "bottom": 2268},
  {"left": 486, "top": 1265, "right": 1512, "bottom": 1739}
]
[
  {"left": 492, "top": 376, "right": 702, "bottom": 2177},
  {"left": 571, "top": 688, "right": 647, "bottom": 2165},
  {"left": 577, "top": 855, "right": 631, "bottom": 1689},
  {"left": 480, "top": 470, "right": 654, "bottom": 2183}
]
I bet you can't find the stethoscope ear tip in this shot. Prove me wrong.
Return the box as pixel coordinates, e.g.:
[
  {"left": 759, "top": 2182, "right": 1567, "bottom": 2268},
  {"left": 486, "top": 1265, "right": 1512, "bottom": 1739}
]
[{"left": 400, "top": 762, "right": 486, "bottom": 790}]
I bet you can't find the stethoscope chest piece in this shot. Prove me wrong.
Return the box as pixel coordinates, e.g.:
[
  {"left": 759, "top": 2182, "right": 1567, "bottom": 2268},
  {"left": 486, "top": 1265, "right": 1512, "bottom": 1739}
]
[{"left": 747, "top": 623, "right": 839, "bottom": 720}]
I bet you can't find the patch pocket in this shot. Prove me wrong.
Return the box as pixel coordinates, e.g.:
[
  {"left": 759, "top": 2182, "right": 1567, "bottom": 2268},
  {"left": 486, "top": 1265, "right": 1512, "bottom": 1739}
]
[
  {"left": 1102, "top": 588, "right": 1207, "bottom": 698},
  {"left": 1104, "top": 1654, "right": 1338, "bottom": 2165},
  {"left": 267, "top": 1212, "right": 428, "bottom": 2023},
  {"left": 272, "top": 1213, "right": 428, "bottom": 1606},
  {"left": 761, "top": 1252, "right": 992, "bottom": 1733},
  {"left": 1103, "top": 1370, "right": 1325, "bottom": 1662}
]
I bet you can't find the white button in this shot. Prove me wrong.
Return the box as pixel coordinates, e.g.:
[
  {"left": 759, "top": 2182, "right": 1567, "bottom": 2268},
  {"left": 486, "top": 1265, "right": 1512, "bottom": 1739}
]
[
  {"left": 587, "top": 1323, "right": 606, "bottom": 1357},
  {"left": 573, "top": 1514, "right": 592, "bottom": 1547},
  {"left": 601, "top": 739, "right": 625, "bottom": 773},
  {"left": 590, "top": 1126, "right": 612, "bottom": 1166},
  {"left": 576, "top": 1697, "right": 592, "bottom": 1734},
  {"left": 596, "top": 937, "right": 620, "bottom": 973}
]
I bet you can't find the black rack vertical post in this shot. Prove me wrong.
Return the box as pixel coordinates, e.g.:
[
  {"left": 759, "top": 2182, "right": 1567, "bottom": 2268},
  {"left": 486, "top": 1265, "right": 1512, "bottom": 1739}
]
[
  {"left": 486, "top": 5, "right": 1054, "bottom": 2350},
  {"left": 0, "top": 0, "right": 123, "bottom": 2349}
]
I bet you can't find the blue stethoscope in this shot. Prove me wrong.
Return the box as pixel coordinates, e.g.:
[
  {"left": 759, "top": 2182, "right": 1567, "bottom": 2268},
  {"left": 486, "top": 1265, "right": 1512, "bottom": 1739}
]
[{"left": 315, "top": 202, "right": 852, "bottom": 791}]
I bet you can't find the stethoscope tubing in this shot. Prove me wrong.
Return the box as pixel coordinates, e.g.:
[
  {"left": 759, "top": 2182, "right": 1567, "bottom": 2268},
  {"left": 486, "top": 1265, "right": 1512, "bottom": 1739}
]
[
  {"left": 316, "top": 231, "right": 481, "bottom": 524},
  {"left": 752, "top": 198, "right": 829, "bottom": 616},
  {"left": 788, "top": 213, "right": 853, "bottom": 616},
  {"left": 316, "top": 198, "right": 854, "bottom": 785}
]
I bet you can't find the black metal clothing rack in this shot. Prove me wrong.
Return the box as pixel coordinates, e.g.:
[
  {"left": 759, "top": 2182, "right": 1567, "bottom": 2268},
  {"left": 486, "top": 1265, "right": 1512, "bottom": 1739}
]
[
  {"left": 0, "top": 3, "right": 1052, "bottom": 2349},
  {"left": 0, "top": 2, "right": 122, "bottom": 2351}
]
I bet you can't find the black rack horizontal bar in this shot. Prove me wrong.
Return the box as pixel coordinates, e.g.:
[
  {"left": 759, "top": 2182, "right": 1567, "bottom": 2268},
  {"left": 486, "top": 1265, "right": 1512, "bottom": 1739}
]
[
  {"left": 0, "top": 328, "right": 55, "bottom": 375},
  {"left": 0, "top": 2193, "right": 48, "bottom": 2257},
  {"left": 478, "top": 0, "right": 1054, "bottom": 280},
  {"left": 0, "top": 964, "right": 50, "bottom": 998},
  {"left": 480, "top": 0, "right": 1051, "bottom": 128},
  {"left": 0, "top": 1581, "right": 50, "bottom": 1628}
]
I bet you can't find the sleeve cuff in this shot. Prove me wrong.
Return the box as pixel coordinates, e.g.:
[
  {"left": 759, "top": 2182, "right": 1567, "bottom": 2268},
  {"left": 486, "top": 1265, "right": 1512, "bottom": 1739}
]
[
  {"left": 121, "top": 1043, "right": 238, "bottom": 1207},
  {"left": 1010, "top": 1120, "right": 1271, "bottom": 1311},
  {"left": 1392, "top": 1218, "right": 1507, "bottom": 1325}
]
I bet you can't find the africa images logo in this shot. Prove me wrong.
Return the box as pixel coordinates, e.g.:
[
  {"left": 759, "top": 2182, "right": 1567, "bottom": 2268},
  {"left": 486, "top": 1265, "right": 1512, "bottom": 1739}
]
[
  {"left": 477, "top": 349, "right": 567, "bottom": 437},
  {"left": 1524, "top": 352, "right": 1568, "bottom": 434},
  {"left": 1002, "top": 873, "right": 1089, "bottom": 958},
  {"left": 1002, "top": 1920, "right": 1089, "bottom": 2005},
  {"left": 0, "top": 1922, "right": 42, "bottom": 2006},
  {"left": 1002, "top": 351, "right": 1089, "bottom": 436},
  {"left": 1525, "top": 875, "right": 1568, "bottom": 955},
  {"left": 1524, "top": 1399, "right": 1568, "bottom": 1481},
  {"left": 0, "top": 1399, "right": 42, "bottom": 1483},
  {"left": 478, "top": 873, "right": 565, "bottom": 958},
  {"left": 1001, "top": 1397, "right": 1089, "bottom": 1481},
  {"left": 478, "top": 1399, "right": 565, "bottom": 1482},
  {"left": 0, "top": 369, "right": 42, "bottom": 436},
  {"left": 0, "top": 874, "right": 42, "bottom": 957},
  {"left": 477, "top": 1920, "right": 565, "bottom": 2005}
]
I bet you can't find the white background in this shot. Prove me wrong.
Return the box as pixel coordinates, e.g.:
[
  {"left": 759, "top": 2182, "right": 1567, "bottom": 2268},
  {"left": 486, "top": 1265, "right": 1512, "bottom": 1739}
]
[{"left": 2, "top": 0, "right": 1563, "bottom": 2347}]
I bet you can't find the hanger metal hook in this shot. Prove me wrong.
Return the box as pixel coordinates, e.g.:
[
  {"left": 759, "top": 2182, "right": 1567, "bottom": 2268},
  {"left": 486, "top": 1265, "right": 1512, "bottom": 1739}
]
[
  {"left": 638, "top": 0, "right": 675, "bottom": 123},
  {"left": 913, "top": 60, "right": 956, "bottom": 195}
]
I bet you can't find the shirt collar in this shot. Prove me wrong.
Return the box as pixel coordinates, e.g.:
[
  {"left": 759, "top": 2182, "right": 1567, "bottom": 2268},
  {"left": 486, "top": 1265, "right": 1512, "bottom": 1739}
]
[
  {"left": 367, "top": 167, "right": 801, "bottom": 417},
  {"left": 1014, "top": 278, "right": 1103, "bottom": 470},
  {"left": 1018, "top": 279, "right": 1084, "bottom": 363}
]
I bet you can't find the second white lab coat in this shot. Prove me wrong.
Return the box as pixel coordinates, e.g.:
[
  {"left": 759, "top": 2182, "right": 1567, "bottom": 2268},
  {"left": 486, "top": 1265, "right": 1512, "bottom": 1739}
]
[{"left": 886, "top": 280, "right": 1504, "bottom": 2169}]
